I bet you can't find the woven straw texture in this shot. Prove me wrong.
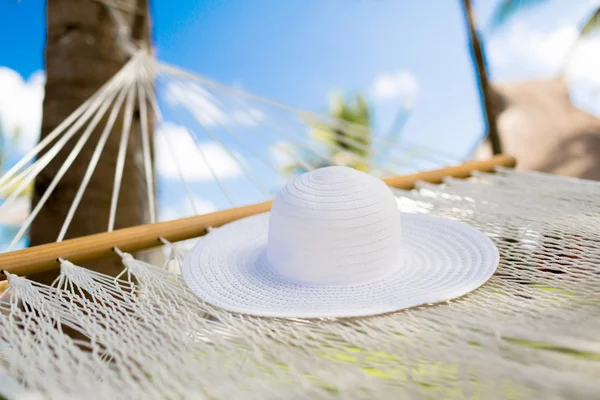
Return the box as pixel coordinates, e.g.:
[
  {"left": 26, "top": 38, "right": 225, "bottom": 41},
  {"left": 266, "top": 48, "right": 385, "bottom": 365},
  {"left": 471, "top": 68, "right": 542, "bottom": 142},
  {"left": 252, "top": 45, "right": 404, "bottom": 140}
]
[
  {"left": 183, "top": 213, "right": 499, "bottom": 318},
  {"left": 1, "top": 168, "right": 599, "bottom": 400},
  {"left": 183, "top": 166, "right": 499, "bottom": 318}
]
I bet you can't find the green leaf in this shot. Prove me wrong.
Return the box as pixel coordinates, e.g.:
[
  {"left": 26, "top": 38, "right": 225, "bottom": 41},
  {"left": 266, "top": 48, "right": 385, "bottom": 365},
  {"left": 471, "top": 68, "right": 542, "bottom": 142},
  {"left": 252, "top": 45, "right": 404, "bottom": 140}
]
[
  {"left": 0, "top": 175, "right": 33, "bottom": 198},
  {"left": 487, "top": 0, "right": 547, "bottom": 31},
  {"left": 279, "top": 91, "right": 374, "bottom": 175},
  {"left": 580, "top": 8, "right": 600, "bottom": 37}
]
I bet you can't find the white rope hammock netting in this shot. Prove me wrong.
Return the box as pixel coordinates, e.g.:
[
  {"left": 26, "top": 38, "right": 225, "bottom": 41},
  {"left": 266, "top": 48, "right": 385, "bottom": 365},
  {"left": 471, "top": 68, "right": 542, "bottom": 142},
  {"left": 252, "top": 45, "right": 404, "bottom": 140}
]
[
  {"left": 0, "top": 52, "right": 459, "bottom": 251},
  {"left": 0, "top": 52, "right": 598, "bottom": 399}
]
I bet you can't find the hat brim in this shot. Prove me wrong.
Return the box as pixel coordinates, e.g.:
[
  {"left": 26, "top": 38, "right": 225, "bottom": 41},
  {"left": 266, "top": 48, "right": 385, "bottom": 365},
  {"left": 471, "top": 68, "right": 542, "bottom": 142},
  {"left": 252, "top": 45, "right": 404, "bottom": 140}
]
[{"left": 182, "top": 212, "right": 499, "bottom": 318}]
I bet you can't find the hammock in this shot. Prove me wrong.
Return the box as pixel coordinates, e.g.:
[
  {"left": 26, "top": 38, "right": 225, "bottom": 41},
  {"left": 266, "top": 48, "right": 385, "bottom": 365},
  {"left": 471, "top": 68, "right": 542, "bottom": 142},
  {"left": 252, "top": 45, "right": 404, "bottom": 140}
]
[{"left": 0, "top": 50, "right": 599, "bottom": 399}]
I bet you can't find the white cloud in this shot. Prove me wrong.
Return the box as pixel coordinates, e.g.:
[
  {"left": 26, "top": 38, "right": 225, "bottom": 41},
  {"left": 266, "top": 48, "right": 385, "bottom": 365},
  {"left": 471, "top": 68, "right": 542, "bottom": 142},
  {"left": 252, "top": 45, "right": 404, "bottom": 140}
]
[
  {"left": 155, "top": 122, "right": 244, "bottom": 181},
  {"left": 566, "top": 35, "right": 600, "bottom": 86},
  {"left": 369, "top": 70, "right": 418, "bottom": 102},
  {"left": 487, "top": 19, "right": 600, "bottom": 115},
  {"left": 231, "top": 108, "right": 265, "bottom": 126},
  {"left": 487, "top": 22, "right": 579, "bottom": 79},
  {"left": 566, "top": 35, "right": 600, "bottom": 116},
  {"left": 0, "top": 68, "right": 45, "bottom": 154},
  {"left": 159, "top": 195, "right": 216, "bottom": 222},
  {"left": 269, "top": 141, "right": 295, "bottom": 168},
  {"left": 165, "top": 81, "right": 264, "bottom": 127},
  {"left": 0, "top": 69, "right": 249, "bottom": 181},
  {"left": 166, "top": 82, "right": 227, "bottom": 127},
  {"left": 0, "top": 197, "right": 29, "bottom": 226}
]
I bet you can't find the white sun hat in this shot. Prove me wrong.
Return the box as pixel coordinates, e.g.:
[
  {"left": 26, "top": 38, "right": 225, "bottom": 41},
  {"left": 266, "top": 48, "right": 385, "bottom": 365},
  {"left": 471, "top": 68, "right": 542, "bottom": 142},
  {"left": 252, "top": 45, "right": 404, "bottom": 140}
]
[{"left": 182, "top": 166, "right": 499, "bottom": 319}]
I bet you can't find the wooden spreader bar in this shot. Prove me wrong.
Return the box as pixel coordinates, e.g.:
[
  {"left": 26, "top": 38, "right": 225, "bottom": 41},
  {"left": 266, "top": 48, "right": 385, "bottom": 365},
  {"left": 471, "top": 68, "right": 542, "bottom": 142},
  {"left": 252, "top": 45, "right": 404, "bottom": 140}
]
[{"left": 0, "top": 155, "right": 516, "bottom": 280}]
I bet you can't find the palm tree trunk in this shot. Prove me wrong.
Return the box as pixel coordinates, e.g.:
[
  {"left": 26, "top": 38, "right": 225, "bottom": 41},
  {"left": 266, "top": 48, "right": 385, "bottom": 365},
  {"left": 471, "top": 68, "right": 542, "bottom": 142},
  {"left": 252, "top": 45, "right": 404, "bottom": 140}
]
[
  {"left": 28, "top": 0, "right": 153, "bottom": 284},
  {"left": 461, "top": 0, "right": 503, "bottom": 155}
]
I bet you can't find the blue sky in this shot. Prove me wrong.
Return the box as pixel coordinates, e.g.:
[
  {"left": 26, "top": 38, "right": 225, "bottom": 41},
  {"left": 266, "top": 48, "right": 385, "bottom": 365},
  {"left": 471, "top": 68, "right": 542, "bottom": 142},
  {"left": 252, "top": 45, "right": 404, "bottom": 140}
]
[
  {"left": 1, "top": 0, "right": 596, "bottom": 157},
  {"left": 0, "top": 0, "right": 599, "bottom": 246},
  {"left": 150, "top": 0, "right": 484, "bottom": 157},
  {"left": 0, "top": 0, "right": 483, "bottom": 157}
]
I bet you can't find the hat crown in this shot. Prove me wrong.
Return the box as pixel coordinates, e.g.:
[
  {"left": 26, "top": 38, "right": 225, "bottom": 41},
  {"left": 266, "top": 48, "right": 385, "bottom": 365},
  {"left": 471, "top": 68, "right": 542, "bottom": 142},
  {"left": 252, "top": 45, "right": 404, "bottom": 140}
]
[{"left": 266, "top": 166, "right": 401, "bottom": 286}]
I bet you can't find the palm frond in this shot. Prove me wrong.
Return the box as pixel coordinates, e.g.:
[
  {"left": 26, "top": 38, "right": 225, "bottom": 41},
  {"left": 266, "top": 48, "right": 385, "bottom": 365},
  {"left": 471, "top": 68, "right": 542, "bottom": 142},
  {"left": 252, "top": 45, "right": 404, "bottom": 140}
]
[
  {"left": 487, "top": 0, "right": 547, "bottom": 32},
  {"left": 280, "top": 91, "right": 373, "bottom": 175},
  {"left": 580, "top": 8, "right": 600, "bottom": 37}
]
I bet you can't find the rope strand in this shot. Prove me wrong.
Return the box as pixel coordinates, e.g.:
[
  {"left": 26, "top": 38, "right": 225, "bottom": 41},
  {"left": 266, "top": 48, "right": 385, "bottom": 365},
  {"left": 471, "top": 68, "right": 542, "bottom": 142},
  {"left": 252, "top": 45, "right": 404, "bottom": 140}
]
[
  {"left": 166, "top": 76, "right": 295, "bottom": 183},
  {"left": 0, "top": 57, "right": 139, "bottom": 190},
  {"left": 143, "top": 77, "right": 201, "bottom": 216},
  {"left": 138, "top": 69, "right": 157, "bottom": 224},
  {"left": 158, "top": 60, "right": 462, "bottom": 167},
  {"left": 56, "top": 81, "right": 134, "bottom": 242},
  {"left": 108, "top": 75, "right": 137, "bottom": 232},
  {"left": 8, "top": 71, "right": 129, "bottom": 250},
  {"left": 171, "top": 81, "right": 273, "bottom": 200}
]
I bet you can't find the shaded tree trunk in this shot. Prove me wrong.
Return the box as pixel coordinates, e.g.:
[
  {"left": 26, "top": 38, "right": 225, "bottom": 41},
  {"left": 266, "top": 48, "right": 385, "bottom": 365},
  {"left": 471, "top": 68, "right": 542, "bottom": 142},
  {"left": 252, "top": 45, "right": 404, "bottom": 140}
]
[
  {"left": 29, "top": 0, "right": 153, "bottom": 284},
  {"left": 461, "top": 0, "right": 503, "bottom": 155}
]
